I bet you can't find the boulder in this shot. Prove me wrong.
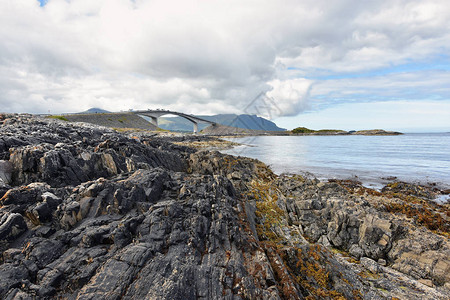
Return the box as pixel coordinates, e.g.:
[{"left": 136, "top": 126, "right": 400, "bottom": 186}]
[
  {"left": 0, "top": 213, "right": 27, "bottom": 241},
  {"left": 0, "top": 160, "right": 13, "bottom": 184},
  {"left": 0, "top": 264, "right": 30, "bottom": 298},
  {"left": 360, "top": 257, "right": 380, "bottom": 274},
  {"left": 358, "top": 215, "right": 397, "bottom": 260}
]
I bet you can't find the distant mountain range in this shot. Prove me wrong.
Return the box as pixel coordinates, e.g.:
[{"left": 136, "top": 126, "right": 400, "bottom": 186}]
[
  {"left": 157, "top": 114, "right": 286, "bottom": 132},
  {"left": 79, "top": 108, "right": 286, "bottom": 132}
]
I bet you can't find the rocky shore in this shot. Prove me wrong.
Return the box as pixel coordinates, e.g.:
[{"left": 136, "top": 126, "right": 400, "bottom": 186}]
[
  {"left": 0, "top": 113, "right": 448, "bottom": 299},
  {"left": 202, "top": 125, "right": 402, "bottom": 136}
]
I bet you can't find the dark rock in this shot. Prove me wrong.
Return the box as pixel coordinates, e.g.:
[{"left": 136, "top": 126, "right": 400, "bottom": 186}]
[
  {"left": 4, "top": 288, "right": 34, "bottom": 300},
  {"left": 33, "top": 225, "right": 55, "bottom": 238},
  {"left": 0, "top": 160, "right": 13, "bottom": 184},
  {"left": 0, "top": 185, "right": 43, "bottom": 207},
  {"left": 0, "top": 263, "right": 30, "bottom": 298},
  {"left": 0, "top": 114, "right": 448, "bottom": 299},
  {"left": 41, "top": 191, "right": 61, "bottom": 210},
  {"left": 38, "top": 268, "right": 64, "bottom": 288},
  {"left": 23, "top": 238, "right": 65, "bottom": 268},
  {"left": 0, "top": 213, "right": 28, "bottom": 241},
  {"left": 2, "top": 248, "right": 24, "bottom": 263},
  {"left": 58, "top": 201, "right": 81, "bottom": 230},
  {"left": 381, "top": 181, "right": 436, "bottom": 199},
  {"left": 26, "top": 202, "right": 52, "bottom": 225}
]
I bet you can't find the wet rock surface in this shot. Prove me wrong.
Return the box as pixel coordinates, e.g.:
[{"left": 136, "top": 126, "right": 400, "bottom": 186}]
[{"left": 0, "top": 113, "right": 449, "bottom": 299}]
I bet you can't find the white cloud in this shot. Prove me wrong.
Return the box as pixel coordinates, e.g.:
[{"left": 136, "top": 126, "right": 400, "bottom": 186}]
[
  {"left": 309, "top": 69, "right": 450, "bottom": 108},
  {"left": 0, "top": 0, "right": 449, "bottom": 124},
  {"left": 266, "top": 78, "right": 312, "bottom": 117}
]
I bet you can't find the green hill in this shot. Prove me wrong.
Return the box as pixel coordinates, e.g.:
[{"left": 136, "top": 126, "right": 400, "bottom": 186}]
[{"left": 62, "top": 113, "right": 158, "bottom": 130}]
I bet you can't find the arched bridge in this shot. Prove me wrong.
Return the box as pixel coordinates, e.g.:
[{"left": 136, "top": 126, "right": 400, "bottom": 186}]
[{"left": 132, "top": 109, "right": 217, "bottom": 134}]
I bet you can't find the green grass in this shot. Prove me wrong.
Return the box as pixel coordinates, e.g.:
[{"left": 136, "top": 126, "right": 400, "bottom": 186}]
[
  {"left": 291, "top": 127, "right": 344, "bottom": 134},
  {"left": 291, "top": 127, "right": 316, "bottom": 134}
]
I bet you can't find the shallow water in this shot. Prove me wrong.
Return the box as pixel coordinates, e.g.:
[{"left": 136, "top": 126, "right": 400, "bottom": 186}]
[{"left": 222, "top": 133, "right": 450, "bottom": 190}]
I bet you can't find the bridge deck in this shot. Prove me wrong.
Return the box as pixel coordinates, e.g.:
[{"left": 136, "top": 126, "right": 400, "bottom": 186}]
[
  {"left": 133, "top": 110, "right": 216, "bottom": 125},
  {"left": 132, "top": 109, "right": 216, "bottom": 133}
]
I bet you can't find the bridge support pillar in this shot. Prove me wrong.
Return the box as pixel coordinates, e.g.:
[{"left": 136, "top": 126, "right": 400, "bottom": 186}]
[
  {"left": 193, "top": 122, "right": 198, "bottom": 134},
  {"left": 150, "top": 116, "right": 158, "bottom": 127}
]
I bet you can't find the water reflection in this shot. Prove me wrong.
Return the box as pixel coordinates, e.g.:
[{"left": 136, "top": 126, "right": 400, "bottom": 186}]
[{"left": 222, "top": 134, "right": 450, "bottom": 189}]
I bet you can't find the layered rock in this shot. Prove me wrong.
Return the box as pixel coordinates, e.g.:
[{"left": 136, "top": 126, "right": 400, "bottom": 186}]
[
  {"left": 0, "top": 113, "right": 448, "bottom": 299},
  {"left": 274, "top": 176, "right": 449, "bottom": 296}
]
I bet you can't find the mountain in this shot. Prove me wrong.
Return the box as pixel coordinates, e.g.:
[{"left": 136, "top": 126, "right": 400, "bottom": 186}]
[
  {"left": 79, "top": 108, "right": 111, "bottom": 114},
  {"left": 158, "top": 114, "right": 286, "bottom": 132},
  {"left": 77, "top": 109, "right": 285, "bottom": 132}
]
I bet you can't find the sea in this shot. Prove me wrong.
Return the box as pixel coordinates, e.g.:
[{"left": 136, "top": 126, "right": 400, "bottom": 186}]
[{"left": 222, "top": 133, "right": 450, "bottom": 200}]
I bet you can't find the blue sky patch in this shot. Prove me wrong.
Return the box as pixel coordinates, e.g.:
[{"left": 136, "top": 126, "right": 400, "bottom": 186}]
[
  {"left": 291, "top": 55, "right": 450, "bottom": 81},
  {"left": 37, "top": 0, "right": 48, "bottom": 7}
]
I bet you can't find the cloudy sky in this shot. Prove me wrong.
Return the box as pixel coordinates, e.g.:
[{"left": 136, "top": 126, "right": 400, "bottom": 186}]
[{"left": 1, "top": 0, "right": 449, "bottom": 131}]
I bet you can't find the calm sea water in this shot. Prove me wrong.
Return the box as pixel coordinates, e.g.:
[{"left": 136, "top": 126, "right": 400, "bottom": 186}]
[{"left": 222, "top": 133, "right": 450, "bottom": 190}]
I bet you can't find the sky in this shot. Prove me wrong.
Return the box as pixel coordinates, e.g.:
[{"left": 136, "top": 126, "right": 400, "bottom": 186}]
[{"left": 1, "top": 0, "right": 449, "bottom": 131}]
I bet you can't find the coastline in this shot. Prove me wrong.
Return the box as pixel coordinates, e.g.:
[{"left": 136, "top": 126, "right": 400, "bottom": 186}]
[
  {"left": 115, "top": 134, "right": 450, "bottom": 201},
  {"left": 194, "top": 134, "right": 450, "bottom": 205},
  {"left": 202, "top": 127, "right": 403, "bottom": 136},
  {"left": 0, "top": 114, "right": 449, "bottom": 299},
  {"left": 220, "top": 134, "right": 450, "bottom": 197}
]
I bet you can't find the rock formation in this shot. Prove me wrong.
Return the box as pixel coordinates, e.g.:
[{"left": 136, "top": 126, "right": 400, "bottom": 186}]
[{"left": 0, "top": 113, "right": 448, "bottom": 299}]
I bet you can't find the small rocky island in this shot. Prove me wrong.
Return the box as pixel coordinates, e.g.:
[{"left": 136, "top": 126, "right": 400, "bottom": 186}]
[
  {"left": 291, "top": 127, "right": 403, "bottom": 135},
  {"left": 0, "top": 114, "right": 448, "bottom": 299}
]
